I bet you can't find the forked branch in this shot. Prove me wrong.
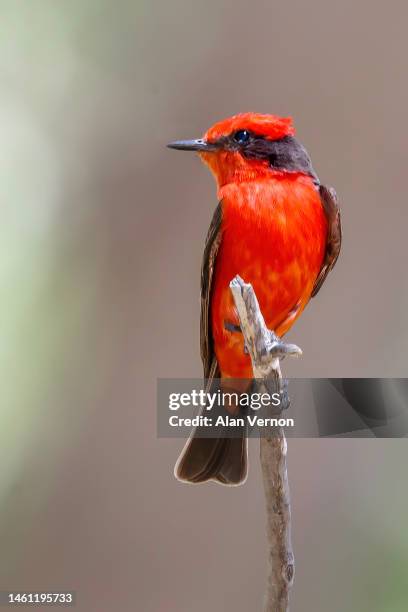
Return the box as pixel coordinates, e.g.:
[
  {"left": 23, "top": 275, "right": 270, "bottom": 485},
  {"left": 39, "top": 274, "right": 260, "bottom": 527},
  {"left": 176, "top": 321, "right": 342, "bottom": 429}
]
[{"left": 230, "top": 275, "right": 301, "bottom": 612}]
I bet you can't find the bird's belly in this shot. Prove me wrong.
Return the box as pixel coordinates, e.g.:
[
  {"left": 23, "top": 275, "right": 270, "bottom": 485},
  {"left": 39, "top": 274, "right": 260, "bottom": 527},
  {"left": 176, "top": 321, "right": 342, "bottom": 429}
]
[
  {"left": 211, "top": 187, "right": 327, "bottom": 378},
  {"left": 212, "top": 258, "right": 312, "bottom": 378}
]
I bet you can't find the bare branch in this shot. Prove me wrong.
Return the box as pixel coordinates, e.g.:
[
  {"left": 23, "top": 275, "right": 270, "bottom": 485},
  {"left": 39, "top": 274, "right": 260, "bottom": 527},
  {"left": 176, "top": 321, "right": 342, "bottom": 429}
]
[{"left": 230, "top": 274, "right": 299, "bottom": 612}]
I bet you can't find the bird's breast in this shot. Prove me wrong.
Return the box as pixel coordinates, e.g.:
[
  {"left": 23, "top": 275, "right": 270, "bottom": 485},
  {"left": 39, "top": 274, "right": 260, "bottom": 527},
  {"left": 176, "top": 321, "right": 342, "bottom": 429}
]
[{"left": 211, "top": 176, "right": 327, "bottom": 378}]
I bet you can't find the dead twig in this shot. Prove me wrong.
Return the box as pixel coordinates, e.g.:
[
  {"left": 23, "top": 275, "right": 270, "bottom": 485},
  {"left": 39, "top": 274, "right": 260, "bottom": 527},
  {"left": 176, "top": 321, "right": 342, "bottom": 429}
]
[{"left": 230, "top": 275, "right": 301, "bottom": 612}]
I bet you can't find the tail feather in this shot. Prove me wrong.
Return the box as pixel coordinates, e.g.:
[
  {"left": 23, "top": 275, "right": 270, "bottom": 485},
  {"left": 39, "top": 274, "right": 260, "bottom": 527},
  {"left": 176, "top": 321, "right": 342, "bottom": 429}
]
[
  {"left": 175, "top": 432, "right": 247, "bottom": 485},
  {"left": 175, "top": 375, "right": 250, "bottom": 486}
]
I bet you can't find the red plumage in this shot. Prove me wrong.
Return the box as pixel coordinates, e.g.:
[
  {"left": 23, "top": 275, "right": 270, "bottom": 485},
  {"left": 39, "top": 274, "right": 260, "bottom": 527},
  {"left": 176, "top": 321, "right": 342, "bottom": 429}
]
[
  {"left": 212, "top": 175, "right": 327, "bottom": 378},
  {"left": 168, "top": 112, "right": 341, "bottom": 484}
]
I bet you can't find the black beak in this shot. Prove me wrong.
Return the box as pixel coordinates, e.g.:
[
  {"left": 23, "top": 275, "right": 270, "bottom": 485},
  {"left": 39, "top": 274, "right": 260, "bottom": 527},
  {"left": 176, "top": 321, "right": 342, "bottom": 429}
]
[{"left": 167, "top": 138, "right": 218, "bottom": 152}]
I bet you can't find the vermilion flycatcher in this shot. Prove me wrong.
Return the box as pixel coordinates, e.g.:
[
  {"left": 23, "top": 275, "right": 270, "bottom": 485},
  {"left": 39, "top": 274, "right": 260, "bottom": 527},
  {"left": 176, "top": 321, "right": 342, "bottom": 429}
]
[{"left": 168, "top": 113, "right": 341, "bottom": 485}]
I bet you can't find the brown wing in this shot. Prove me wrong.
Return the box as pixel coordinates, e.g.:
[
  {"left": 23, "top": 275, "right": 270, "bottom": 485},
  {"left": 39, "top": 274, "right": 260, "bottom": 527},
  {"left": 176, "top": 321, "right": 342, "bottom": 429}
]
[
  {"left": 200, "top": 202, "right": 222, "bottom": 381},
  {"left": 175, "top": 202, "right": 247, "bottom": 485},
  {"left": 312, "top": 184, "right": 342, "bottom": 297}
]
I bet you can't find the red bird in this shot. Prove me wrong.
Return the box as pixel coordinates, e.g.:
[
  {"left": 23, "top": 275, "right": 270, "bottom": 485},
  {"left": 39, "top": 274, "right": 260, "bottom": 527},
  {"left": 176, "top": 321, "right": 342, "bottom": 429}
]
[{"left": 168, "top": 113, "right": 341, "bottom": 485}]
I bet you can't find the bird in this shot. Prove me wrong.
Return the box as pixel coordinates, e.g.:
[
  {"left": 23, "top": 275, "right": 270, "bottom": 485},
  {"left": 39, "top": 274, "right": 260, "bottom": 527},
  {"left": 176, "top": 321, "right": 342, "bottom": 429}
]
[{"left": 168, "top": 112, "right": 341, "bottom": 485}]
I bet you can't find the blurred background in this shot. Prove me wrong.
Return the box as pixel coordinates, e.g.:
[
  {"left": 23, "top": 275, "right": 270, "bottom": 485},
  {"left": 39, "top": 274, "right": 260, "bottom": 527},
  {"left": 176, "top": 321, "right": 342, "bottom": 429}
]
[{"left": 0, "top": 1, "right": 407, "bottom": 610}]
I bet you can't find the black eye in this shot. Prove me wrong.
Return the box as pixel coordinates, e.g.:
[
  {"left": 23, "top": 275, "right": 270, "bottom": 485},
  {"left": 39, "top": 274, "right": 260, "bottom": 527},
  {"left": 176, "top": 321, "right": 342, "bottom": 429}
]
[{"left": 233, "top": 130, "right": 251, "bottom": 144}]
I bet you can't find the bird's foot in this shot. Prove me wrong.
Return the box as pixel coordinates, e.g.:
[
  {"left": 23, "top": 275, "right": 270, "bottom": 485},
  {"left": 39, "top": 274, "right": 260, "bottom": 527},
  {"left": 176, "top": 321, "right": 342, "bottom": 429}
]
[{"left": 224, "top": 320, "right": 249, "bottom": 353}]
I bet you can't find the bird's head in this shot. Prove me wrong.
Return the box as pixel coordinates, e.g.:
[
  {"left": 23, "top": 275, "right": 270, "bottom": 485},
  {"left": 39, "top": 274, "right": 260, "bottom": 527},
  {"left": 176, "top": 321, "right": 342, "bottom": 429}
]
[{"left": 168, "top": 113, "right": 318, "bottom": 189}]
